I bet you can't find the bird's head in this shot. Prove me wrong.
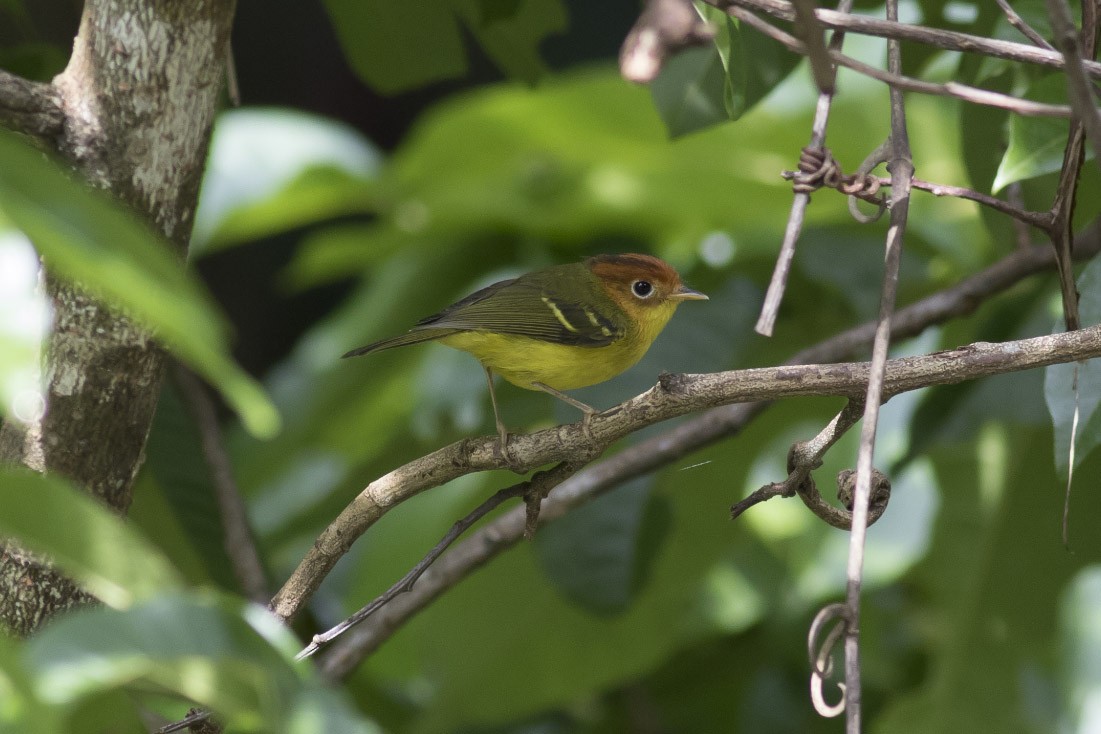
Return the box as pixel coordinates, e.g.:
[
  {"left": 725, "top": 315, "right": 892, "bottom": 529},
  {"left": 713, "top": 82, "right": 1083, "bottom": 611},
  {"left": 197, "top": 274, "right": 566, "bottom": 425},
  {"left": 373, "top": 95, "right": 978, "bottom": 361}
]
[{"left": 587, "top": 253, "right": 708, "bottom": 336}]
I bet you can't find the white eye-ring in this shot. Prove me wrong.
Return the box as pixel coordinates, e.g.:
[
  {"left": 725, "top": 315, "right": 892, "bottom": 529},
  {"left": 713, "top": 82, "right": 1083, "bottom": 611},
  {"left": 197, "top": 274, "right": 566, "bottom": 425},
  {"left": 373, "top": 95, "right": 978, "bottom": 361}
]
[{"left": 631, "top": 279, "right": 654, "bottom": 299}]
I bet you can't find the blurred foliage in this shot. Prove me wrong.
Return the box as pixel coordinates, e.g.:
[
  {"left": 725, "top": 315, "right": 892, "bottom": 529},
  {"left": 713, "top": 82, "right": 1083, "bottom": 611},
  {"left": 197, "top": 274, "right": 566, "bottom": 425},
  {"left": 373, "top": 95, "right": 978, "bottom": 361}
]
[
  {"left": 321, "top": 0, "right": 567, "bottom": 93},
  {"left": 0, "top": 130, "right": 280, "bottom": 438},
  {"left": 2, "top": 0, "right": 1101, "bottom": 732}
]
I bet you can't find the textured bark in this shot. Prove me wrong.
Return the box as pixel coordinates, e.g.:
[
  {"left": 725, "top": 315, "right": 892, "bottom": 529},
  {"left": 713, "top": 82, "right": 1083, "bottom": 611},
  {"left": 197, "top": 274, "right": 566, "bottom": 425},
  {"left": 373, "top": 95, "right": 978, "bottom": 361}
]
[{"left": 0, "top": 0, "right": 236, "bottom": 636}]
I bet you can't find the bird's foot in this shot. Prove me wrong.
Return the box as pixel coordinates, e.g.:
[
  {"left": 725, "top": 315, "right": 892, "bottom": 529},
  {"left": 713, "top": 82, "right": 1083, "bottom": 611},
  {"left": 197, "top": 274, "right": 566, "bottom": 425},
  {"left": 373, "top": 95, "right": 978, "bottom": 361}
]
[
  {"left": 492, "top": 428, "right": 525, "bottom": 474},
  {"left": 579, "top": 408, "right": 596, "bottom": 443},
  {"left": 532, "top": 381, "right": 600, "bottom": 443}
]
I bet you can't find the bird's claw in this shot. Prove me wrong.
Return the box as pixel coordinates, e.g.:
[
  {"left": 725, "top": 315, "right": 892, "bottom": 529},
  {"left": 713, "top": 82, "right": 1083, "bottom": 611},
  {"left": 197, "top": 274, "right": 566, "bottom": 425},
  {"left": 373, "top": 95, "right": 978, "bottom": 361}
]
[{"left": 493, "top": 431, "right": 525, "bottom": 474}]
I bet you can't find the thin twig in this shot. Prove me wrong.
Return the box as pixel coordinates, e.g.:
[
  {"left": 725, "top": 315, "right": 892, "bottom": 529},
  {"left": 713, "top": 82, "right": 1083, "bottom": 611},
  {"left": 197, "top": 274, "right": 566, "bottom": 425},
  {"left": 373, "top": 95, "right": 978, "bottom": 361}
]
[
  {"left": 173, "top": 365, "right": 269, "bottom": 604},
  {"left": 1045, "top": 0, "right": 1101, "bottom": 169},
  {"left": 715, "top": 0, "right": 1101, "bottom": 78},
  {"left": 1046, "top": 0, "right": 1098, "bottom": 333},
  {"left": 225, "top": 44, "right": 241, "bottom": 107},
  {"left": 884, "top": 176, "right": 1053, "bottom": 230},
  {"left": 314, "top": 234, "right": 1101, "bottom": 678},
  {"left": 996, "top": 0, "right": 1056, "bottom": 50},
  {"left": 729, "top": 6, "right": 1074, "bottom": 117},
  {"left": 732, "top": 400, "right": 893, "bottom": 530},
  {"left": 841, "top": 1, "right": 913, "bottom": 726},
  {"left": 756, "top": 0, "right": 856, "bottom": 337},
  {"left": 295, "top": 462, "right": 580, "bottom": 661},
  {"left": 790, "top": 164, "right": 1054, "bottom": 230},
  {"left": 733, "top": 400, "right": 866, "bottom": 525},
  {"left": 153, "top": 710, "right": 210, "bottom": 734}
]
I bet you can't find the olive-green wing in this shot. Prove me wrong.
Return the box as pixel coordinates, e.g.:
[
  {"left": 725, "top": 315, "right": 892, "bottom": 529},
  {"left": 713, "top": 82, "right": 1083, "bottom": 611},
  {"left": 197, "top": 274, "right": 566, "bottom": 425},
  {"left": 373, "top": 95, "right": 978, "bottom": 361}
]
[{"left": 416, "top": 277, "right": 623, "bottom": 347}]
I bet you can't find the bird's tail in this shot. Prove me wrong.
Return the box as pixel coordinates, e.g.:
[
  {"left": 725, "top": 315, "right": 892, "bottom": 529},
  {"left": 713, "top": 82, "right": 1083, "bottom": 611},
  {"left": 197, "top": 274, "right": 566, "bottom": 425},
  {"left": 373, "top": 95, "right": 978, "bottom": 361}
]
[{"left": 341, "top": 329, "right": 459, "bottom": 359}]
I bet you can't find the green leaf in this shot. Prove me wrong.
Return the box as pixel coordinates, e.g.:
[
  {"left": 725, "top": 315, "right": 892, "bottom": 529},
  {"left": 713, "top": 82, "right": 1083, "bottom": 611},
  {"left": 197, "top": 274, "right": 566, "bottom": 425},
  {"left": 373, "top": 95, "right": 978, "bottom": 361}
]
[
  {"left": 0, "top": 634, "right": 56, "bottom": 734},
  {"left": 321, "top": 0, "right": 468, "bottom": 93},
  {"left": 533, "top": 477, "right": 665, "bottom": 615},
  {"left": 0, "top": 468, "right": 183, "bottom": 607},
  {"left": 992, "top": 75, "right": 1094, "bottom": 192},
  {"left": 138, "top": 381, "right": 240, "bottom": 591},
  {"left": 650, "top": 4, "right": 799, "bottom": 138},
  {"left": 651, "top": 46, "right": 733, "bottom": 139},
  {"left": 698, "top": 1, "right": 746, "bottom": 119},
  {"left": 24, "top": 594, "right": 299, "bottom": 725},
  {"left": 193, "top": 108, "right": 381, "bottom": 254},
  {"left": 738, "top": 13, "right": 801, "bottom": 112},
  {"left": 1045, "top": 256, "right": 1101, "bottom": 475},
  {"left": 452, "top": 0, "right": 567, "bottom": 84},
  {"left": 287, "top": 685, "right": 384, "bottom": 734},
  {"left": 0, "top": 129, "right": 280, "bottom": 438},
  {"left": 321, "top": 0, "right": 563, "bottom": 93},
  {"left": 24, "top": 592, "right": 378, "bottom": 733}
]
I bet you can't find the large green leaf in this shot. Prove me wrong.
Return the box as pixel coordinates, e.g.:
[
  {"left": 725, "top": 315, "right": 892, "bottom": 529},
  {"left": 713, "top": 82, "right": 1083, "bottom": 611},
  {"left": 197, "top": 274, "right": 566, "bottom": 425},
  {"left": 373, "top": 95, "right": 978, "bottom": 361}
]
[
  {"left": 452, "top": 0, "right": 567, "bottom": 84},
  {"left": 23, "top": 591, "right": 377, "bottom": 732},
  {"left": 651, "top": 45, "right": 734, "bottom": 139},
  {"left": 321, "top": 0, "right": 468, "bottom": 93},
  {"left": 648, "top": 2, "right": 806, "bottom": 139},
  {"left": 192, "top": 108, "right": 381, "bottom": 254},
  {"left": 0, "top": 468, "right": 183, "bottom": 608},
  {"left": 650, "top": 4, "right": 743, "bottom": 139},
  {"left": 24, "top": 593, "right": 299, "bottom": 728},
  {"left": 533, "top": 476, "right": 666, "bottom": 615},
  {"left": 992, "top": 75, "right": 1094, "bottom": 192},
  {"left": 0, "top": 130, "right": 279, "bottom": 438},
  {"left": 0, "top": 633, "right": 56, "bottom": 734},
  {"left": 137, "top": 381, "right": 241, "bottom": 591},
  {"left": 321, "top": 0, "right": 564, "bottom": 93}
]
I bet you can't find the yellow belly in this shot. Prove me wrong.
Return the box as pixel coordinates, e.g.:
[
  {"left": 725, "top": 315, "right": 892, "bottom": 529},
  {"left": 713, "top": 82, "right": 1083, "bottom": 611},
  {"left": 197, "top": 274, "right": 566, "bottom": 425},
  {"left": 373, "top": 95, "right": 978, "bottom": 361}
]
[{"left": 439, "top": 331, "right": 650, "bottom": 391}]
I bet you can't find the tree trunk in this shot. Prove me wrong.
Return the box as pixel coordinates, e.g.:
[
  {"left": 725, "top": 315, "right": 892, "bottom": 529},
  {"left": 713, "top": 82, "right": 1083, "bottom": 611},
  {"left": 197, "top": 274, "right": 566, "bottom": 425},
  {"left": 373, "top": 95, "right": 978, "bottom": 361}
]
[{"left": 0, "top": 0, "right": 236, "bottom": 636}]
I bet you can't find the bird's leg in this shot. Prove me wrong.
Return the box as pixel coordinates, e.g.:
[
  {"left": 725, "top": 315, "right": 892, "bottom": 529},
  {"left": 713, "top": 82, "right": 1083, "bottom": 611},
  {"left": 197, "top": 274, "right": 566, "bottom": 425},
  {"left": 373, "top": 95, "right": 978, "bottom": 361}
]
[
  {"left": 484, "top": 367, "right": 516, "bottom": 467},
  {"left": 531, "top": 381, "right": 598, "bottom": 442}
]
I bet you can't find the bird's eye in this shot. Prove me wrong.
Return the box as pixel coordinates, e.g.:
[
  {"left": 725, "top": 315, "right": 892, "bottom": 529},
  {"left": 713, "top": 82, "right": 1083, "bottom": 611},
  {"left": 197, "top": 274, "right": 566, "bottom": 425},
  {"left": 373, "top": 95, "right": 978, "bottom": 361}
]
[{"left": 632, "top": 280, "right": 654, "bottom": 299}]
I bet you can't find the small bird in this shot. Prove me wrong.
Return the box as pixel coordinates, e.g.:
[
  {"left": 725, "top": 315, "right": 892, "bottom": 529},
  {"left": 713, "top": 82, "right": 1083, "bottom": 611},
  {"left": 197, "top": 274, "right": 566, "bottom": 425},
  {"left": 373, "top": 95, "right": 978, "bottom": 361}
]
[{"left": 343, "top": 253, "right": 707, "bottom": 454}]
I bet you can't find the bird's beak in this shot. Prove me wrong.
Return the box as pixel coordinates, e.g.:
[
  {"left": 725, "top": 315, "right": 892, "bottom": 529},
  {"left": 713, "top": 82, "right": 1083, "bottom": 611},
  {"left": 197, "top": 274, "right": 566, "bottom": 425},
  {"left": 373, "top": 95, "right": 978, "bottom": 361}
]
[{"left": 671, "top": 285, "right": 708, "bottom": 301}]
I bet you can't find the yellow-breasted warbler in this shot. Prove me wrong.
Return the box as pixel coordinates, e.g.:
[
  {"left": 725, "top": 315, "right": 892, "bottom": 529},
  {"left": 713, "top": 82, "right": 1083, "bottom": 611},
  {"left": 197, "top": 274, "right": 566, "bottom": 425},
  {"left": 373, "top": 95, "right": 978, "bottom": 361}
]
[{"left": 343, "top": 253, "right": 707, "bottom": 453}]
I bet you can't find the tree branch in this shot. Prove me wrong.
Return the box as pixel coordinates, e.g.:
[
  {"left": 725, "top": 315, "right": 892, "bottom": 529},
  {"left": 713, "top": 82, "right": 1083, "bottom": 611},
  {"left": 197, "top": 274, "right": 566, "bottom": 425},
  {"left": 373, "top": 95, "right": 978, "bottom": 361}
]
[
  {"left": 840, "top": 1, "right": 914, "bottom": 724},
  {"left": 755, "top": 0, "right": 856, "bottom": 337},
  {"left": 880, "top": 176, "right": 1053, "bottom": 231},
  {"left": 273, "top": 239, "right": 1101, "bottom": 627},
  {"left": 1046, "top": 0, "right": 1101, "bottom": 169},
  {"left": 716, "top": 0, "right": 1101, "bottom": 79},
  {"left": 317, "top": 325, "right": 1101, "bottom": 676},
  {"left": 997, "top": 0, "right": 1056, "bottom": 50},
  {"left": 1045, "top": 0, "right": 1098, "bottom": 332},
  {"left": 727, "top": 5, "right": 1074, "bottom": 117},
  {"left": 313, "top": 232, "right": 1101, "bottom": 676},
  {"left": 0, "top": 69, "right": 63, "bottom": 146}
]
